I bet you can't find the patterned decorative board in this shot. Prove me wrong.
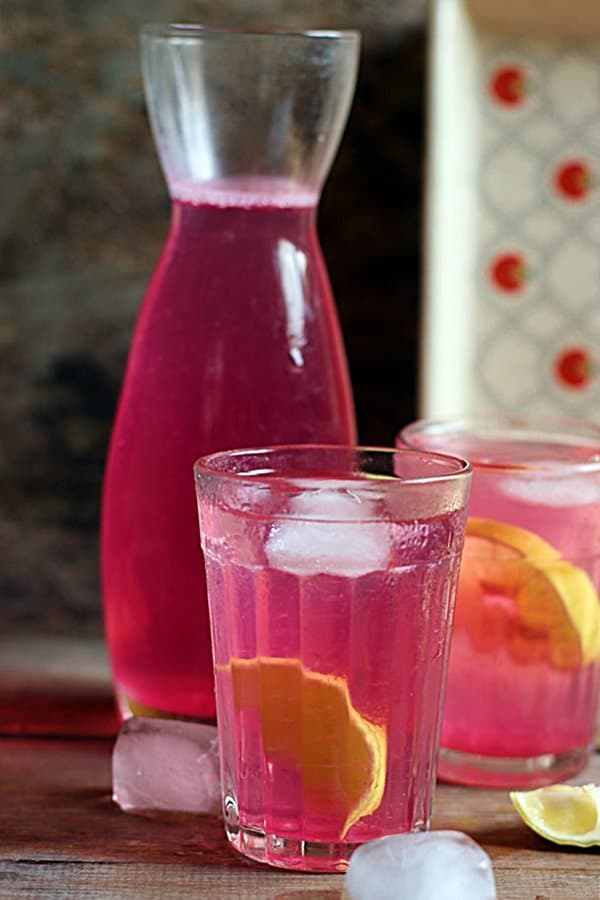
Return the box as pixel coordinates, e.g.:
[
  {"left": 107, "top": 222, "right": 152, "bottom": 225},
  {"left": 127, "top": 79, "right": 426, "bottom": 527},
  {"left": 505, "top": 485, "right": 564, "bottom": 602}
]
[{"left": 421, "top": 0, "right": 600, "bottom": 419}]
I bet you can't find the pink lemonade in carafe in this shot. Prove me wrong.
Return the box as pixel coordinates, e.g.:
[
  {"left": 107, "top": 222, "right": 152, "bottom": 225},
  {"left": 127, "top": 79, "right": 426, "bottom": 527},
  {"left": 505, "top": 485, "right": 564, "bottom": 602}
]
[
  {"left": 101, "top": 183, "right": 356, "bottom": 719},
  {"left": 101, "top": 27, "right": 361, "bottom": 722}
]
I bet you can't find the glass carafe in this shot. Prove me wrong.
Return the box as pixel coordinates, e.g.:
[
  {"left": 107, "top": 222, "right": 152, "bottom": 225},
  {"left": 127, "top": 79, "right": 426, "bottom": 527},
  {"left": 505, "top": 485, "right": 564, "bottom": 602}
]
[{"left": 101, "top": 25, "right": 360, "bottom": 719}]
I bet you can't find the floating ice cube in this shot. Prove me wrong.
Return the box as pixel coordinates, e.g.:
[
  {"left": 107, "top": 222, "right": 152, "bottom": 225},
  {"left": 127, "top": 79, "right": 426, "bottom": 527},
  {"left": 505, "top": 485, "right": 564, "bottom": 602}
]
[
  {"left": 288, "top": 485, "right": 369, "bottom": 519},
  {"left": 500, "top": 474, "right": 600, "bottom": 507},
  {"left": 265, "top": 488, "right": 390, "bottom": 576},
  {"left": 112, "top": 716, "right": 221, "bottom": 815},
  {"left": 343, "top": 831, "right": 497, "bottom": 900}
]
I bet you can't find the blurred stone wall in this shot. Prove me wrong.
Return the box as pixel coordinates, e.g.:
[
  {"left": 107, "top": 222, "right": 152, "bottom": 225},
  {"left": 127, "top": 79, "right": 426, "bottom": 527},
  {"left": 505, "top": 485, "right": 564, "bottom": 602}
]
[{"left": 0, "top": 0, "right": 427, "bottom": 633}]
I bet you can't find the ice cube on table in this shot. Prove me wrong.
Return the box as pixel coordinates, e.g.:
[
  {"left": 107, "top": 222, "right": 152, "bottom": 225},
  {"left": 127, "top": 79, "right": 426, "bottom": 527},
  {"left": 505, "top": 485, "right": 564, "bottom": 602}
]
[
  {"left": 265, "top": 488, "right": 390, "bottom": 577},
  {"left": 112, "top": 716, "right": 221, "bottom": 815},
  {"left": 343, "top": 831, "right": 497, "bottom": 900}
]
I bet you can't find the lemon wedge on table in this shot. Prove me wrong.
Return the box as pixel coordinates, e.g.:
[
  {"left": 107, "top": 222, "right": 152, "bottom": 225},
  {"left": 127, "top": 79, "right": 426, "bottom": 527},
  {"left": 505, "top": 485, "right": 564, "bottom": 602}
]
[
  {"left": 511, "top": 784, "right": 600, "bottom": 847},
  {"left": 219, "top": 656, "right": 387, "bottom": 839},
  {"left": 458, "top": 518, "right": 600, "bottom": 669}
]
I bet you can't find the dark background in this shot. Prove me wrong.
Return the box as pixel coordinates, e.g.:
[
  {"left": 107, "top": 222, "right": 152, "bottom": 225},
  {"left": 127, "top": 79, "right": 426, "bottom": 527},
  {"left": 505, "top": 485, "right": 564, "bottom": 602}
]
[{"left": 0, "top": 1, "right": 426, "bottom": 635}]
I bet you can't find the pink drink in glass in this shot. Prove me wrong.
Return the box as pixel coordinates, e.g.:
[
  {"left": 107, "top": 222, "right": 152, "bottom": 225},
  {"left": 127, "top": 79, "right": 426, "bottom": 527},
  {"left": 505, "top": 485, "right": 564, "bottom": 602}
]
[
  {"left": 400, "top": 419, "right": 600, "bottom": 787},
  {"left": 195, "top": 446, "right": 471, "bottom": 871},
  {"left": 101, "top": 185, "right": 356, "bottom": 720}
]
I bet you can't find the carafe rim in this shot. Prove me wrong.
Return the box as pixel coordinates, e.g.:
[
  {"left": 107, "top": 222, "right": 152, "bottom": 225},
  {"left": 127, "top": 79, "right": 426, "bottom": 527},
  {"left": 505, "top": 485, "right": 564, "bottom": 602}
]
[{"left": 140, "top": 23, "right": 360, "bottom": 43}]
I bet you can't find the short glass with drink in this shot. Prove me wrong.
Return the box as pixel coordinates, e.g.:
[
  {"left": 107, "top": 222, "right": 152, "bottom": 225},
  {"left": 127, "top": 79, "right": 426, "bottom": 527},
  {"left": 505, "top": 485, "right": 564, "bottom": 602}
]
[
  {"left": 194, "top": 444, "right": 471, "bottom": 871},
  {"left": 400, "top": 415, "right": 600, "bottom": 788}
]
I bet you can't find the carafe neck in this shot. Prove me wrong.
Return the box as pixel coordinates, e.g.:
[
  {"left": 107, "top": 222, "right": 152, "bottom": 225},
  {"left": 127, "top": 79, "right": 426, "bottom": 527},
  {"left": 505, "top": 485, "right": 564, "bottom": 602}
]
[{"left": 140, "top": 26, "right": 360, "bottom": 201}]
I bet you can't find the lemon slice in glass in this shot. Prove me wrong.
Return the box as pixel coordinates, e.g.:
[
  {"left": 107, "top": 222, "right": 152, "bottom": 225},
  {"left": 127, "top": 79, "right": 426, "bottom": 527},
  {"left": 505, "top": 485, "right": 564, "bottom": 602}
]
[
  {"left": 460, "top": 518, "right": 600, "bottom": 668},
  {"left": 511, "top": 784, "right": 600, "bottom": 847},
  {"left": 221, "top": 656, "right": 387, "bottom": 838}
]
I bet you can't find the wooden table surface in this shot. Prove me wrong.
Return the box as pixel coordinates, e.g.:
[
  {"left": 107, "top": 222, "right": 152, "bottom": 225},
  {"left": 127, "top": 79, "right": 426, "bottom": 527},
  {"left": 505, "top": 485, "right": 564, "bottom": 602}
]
[{"left": 0, "top": 638, "right": 599, "bottom": 899}]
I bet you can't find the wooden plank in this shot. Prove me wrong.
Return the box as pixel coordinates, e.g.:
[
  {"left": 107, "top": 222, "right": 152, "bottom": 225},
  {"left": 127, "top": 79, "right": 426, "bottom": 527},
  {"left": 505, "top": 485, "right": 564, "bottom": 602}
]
[
  {"left": 0, "top": 739, "right": 240, "bottom": 867},
  {"left": 0, "top": 738, "right": 598, "bottom": 897},
  {"left": 0, "top": 862, "right": 343, "bottom": 899},
  {"left": 0, "top": 860, "right": 599, "bottom": 899}
]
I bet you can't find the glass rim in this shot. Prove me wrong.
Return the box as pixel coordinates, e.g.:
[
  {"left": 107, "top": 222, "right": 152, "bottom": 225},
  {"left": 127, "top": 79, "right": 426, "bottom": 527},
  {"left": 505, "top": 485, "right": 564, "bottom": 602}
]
[
  {"left": 194, "top": 443, "right": 471, "bottom": 488},
  {"left": 400, "top": 413, "right": 600, "bottom": 474},
  {"left": 140, "top": 23, "right": 361, "bottom": 43}
]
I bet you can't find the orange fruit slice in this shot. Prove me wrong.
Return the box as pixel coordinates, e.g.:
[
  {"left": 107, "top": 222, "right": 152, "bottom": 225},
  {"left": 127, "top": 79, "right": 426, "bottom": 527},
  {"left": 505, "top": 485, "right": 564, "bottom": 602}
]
[
  {"left": 466, "top": 517, "right": 560, "bottom": 559},
  {"left": 456, "top": 518, "right": 600, "bottom": 668},
  {"left": 511, "top": 784, "right": 600, "bottom": 847},
  {"left": 219, "top": 656, "right": 386, "bottom": 838}
]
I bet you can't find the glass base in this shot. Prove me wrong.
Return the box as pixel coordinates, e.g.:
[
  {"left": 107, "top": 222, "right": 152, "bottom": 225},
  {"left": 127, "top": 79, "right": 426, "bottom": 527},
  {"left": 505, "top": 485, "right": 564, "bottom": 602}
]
[
  {"left": 223, "top": 795, "right": 356, "bottom": 872},
  {"left": 437, "top": 743, "right": 592, "bottom": 789},
  {"left": 226, "top": 824, "right": 358, "bottom": 872}
]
